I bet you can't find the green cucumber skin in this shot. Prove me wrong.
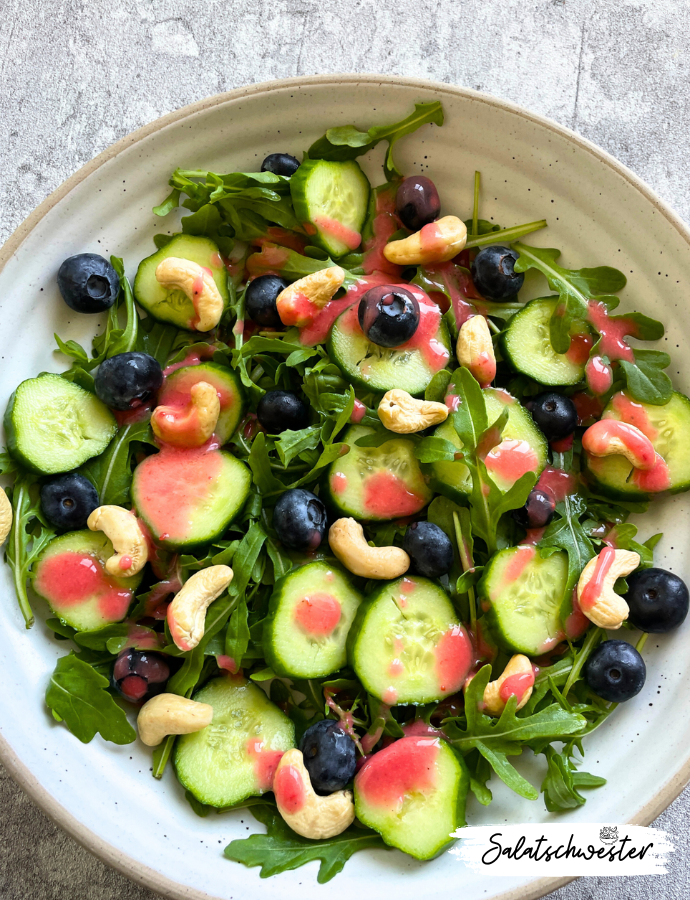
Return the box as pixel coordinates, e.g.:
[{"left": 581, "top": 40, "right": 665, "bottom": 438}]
[{"left": 581, "top": 453, "right": 649, "bottom": 502}]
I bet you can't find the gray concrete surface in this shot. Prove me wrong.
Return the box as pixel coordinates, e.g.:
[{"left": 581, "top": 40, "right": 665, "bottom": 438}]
[{"left": 1, "top": 0, "right": 689, "bottom": 897}]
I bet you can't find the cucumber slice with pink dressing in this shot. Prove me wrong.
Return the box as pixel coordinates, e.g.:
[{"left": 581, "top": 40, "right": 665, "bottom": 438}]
[
  {"left": 263, "top": 561, "right": 363, "bottom": 678},
  {"left": 346, "top": 575, "right": 472, "bottom": 705},
  {"left": 156, "top": 362, "right": 245, "bottom": 445},
  {"left": 354, "top": 735, "right": 469, "bottom": 859},
  {"left": 32, "top": 530, "right": 142, "bottom": 632},
  {"left": 174, "top": 675, "right": 295, "bottom": 808}
]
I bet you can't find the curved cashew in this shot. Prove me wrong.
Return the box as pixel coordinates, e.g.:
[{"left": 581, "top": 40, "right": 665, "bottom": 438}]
[
  {"left": 482, "top": 654, "right": 534, "bottom": 717},
  {"left": 151, "top": 381, "right": 220, "bottom": 447},
  {"left": 0, "top": 487, "right": 12, "bottom": 546},
  {"left": 273, "top": 749, "right": 354, "bottom": 839},
  {"left": 378, "top": 389, "right": 448, "bottom": 434},
  {"left": 167, "top": 565, "right": 233, "bottom": 651},
  {"left": 329, "top": 518, "right": 409, "bottom": 580},
  {"left": 582, "top": 420, "right": 656, "bottom": 471},
  {"left": 276, "top": 266, "right": 345, "bottom": 327},
  {"left": 137, "top": 693, "right": 213, "bottom": 747},
  {"left": 457, "top": 315, "right": 496, "bottom": 387},
  {"left": 155, "top": 257, "right": 224, "bottom": 332},
  {"left": 383, "top": 216, "right": 467, "bottom": 266},
  {"left": 87, "top": 506, "right": 148, "bottom": 578},
  {"left": 577, "top": 548, "right": 640, "bottom": 629}
]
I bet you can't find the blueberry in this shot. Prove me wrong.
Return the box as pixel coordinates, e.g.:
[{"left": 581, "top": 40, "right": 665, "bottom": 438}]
[
  {"left": 257, "top": 391, "right": 309, "bottom": 434},
  {"left": 245, "top": 275, "right": 288, "bottom": 327},
  {"left": 261, "top": 153, "right": 300, "bottom": 177},
  {"left": 625, "top": 568, "right": 689, "bottom": 633},
  {"left": 403, "top": 521, "right": 454, "bottom": 578},
  {"left": 94, "top": 352, "right": 163, "bottom": 411},
  {"left": 299, "top": 719, "right": 357, "bottom": 794},
  {"left": 358, "top": 285, "right": 420, "bottom": 348},
  {"left": 40, "top": 473, "right": 99, "bottom": 531},
  {"left": 273, "top": 489, "right": 327, "bottom": 551},
  {"left": 111, "top": 649, "right": 170, "bottom": 703},
  {"left": 584, "top": 640, "right": 646, "bottom": 703},
  {"left": 395, "top": 176, "right": 441, "bottom": 232},
  {"left": 471, "top": 246, "right": 524, "bottom": 300},
  {"left": 527, "top": 392, "right": 578, "bottom": 442},
  {"left": 512, "top": 488, "right": 556, "bottom": 530},
  {"left": 57, "top": 254, "right": 120, "bottom": 313}
]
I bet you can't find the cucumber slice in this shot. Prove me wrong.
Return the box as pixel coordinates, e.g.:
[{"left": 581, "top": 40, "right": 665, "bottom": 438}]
[
  {"left": 32, "top": 530, "right": 142, "bottom": 632},
  {"left": 156, "top": 362, "right": 245, "bottom": 445},
  {"left": 583, "top": 390, "right": 690, "bottom": 499},
  {"left": 4, "top": 374, "right": 117, "bottom": 475},
  {"left": 132, "top": 447, "right": 251, "bottom": 550},
  {"left": 355, "top": 735, "right": 468, "bottom": 860},
  {"left": 290, "top": 159, "right": 370, "bottom": 258},
  {"left": 430, "top": 388, "right": 547, "bottom": 500},
  {"left": 328, "top": 297, "right": 452, "bottom": 396},
  {"left": 347, "top": 576, "right": 472, "bottom": 704},
  {"left": 174, "top": 675, "right": 295, "bottom": 808},
  {"left": 480, "top": 546, "right": 568, "bottom": 656},
  {"left": 133, "top": 235, "right": 229, "bottom": 330},
  {"left": 264, "top": 561, "right": 363, "bottom": 678},
  {"left": 324, "top": 425, "right": 432, "bottom": 522},
  {"left": 500, "top": 296, "right": 592, "bottom": 386}
]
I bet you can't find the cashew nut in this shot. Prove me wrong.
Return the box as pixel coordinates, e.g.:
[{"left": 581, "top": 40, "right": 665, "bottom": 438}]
[
  {"left": 137, "top": 693, "right": 213, "bottom": 747},
  {"left": 167, "top": 565, "right": 233, "bottom": 651},
  {"left": 582, "top": 420, "right": 656, "bottom": 471},
  {"left": 378, "top": 389, "right": 449, "bottom": 434},
  {"left": 273, "top": 749, "right": 354, "bottom": 839},
  {"left": 383, "top": 216, "right": 467, "bottom": 266},
  {"left": 577, "top": 548, "right": 640, "bottom": 629},
  {"left": 87, "top": 506, "right": 148, "bottom": 578},
  {"left": 0, "top": 487, "right": 12, "bottom": 546},
  {"left": 457, "top": 315, "right": 496, "bottom": 387},
  {"left": 151, "top": 381, "right": 220, "bottom": 447},
  {"left": 275, "top": 266, "right": 345, "bottom": 327},
  {"left": 482, "top": 654, "right": 534, "bottom": 717},
  {"left": 329, "top": 518, "right": 409, "bottom": 580},
  {"left": 155, "top": 257, "right": 224, "bottom": 332}
]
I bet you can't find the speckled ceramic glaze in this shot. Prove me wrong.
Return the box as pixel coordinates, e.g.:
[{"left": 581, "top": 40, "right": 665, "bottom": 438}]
[{"left": 1, "top": 75, "right": 689, "bottom": 900}]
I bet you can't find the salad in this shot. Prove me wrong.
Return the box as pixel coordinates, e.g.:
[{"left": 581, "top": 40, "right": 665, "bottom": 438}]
[{"left": 1, "top": 99, "right": 689, "bottom": 882}]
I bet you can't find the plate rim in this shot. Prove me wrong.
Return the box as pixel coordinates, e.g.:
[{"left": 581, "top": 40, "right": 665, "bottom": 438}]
[{"left": 1, "top": 71, "right": 687, "bottom": 900}]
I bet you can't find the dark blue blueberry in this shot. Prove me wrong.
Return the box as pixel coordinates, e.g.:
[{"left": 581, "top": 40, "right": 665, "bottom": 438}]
[
  {"left": 584, "top": 640, "right": 646, "bottom": 703},
  {"left": 40, "top": 473, "right": 99, "bottom": 531},
  {"left": 395, "top": 176, "right": 441, "bottom": 232},
  {"left": 512, "top": 488, "right": 556, "bottom": 530},
  {"left": 94, "top": 352, "right": 163, "bottom": 411},
  {"left": 527, "top": 392, "right": 577, "bottom": 442},
  {"left": 245, "top": 275, "right": 288, "bottom": 327},
  {"left": 403, "top": 521, "right": 454, "bottom": 578},
  {"left": 112, "top": 649, "right": 170, "bottom": 704},
  {"left": 471, "top": 246, "right": 524, "bottom": 300},
  {"left": 57, "top": 253, "right": 120, "bottom": 313},
  {"left": 625, "top": 568, "right": 689, "bottom": 633},
  {"left": 257, "top": 390, "right": 309, "bottom": 434},
  {"left": 261, "top": 153, "right": 300, "bottom": 177},
  {"left": 273, "top": 489, "right": 327, "bottom": 551},
  {"left": 299, "top": 719, "right": 357, "bottom": 794},
  {"left": 358, "top": 285, "right": 420, "bottom": 348}
]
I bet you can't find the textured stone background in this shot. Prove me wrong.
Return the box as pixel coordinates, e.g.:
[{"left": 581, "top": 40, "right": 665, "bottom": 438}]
[{"left": 1, "top": 0, "right": 689, "bottom": 897}]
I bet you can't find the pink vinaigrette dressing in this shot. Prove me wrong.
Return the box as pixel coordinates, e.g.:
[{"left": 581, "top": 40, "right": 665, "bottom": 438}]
[
  {"left": 298, "top": 272, "right": 391, "bottom": 346},
  {"left": 502, "top": 546, "right": 536, "bottom": 589},
  {"left": 361, "top": 187, "right": 403, "bottom": 278},
  {"left": 536, "top": 466, "right": 578, "bottom": 503},
  {"left": 435, "top": 625, "right": 472, "bottom": 694},
  {"left": 35, "top": 552, "right": 133, "bottom": 621},
  {"left": 274, "top": 764, "right": 306, "bottom": 813},
  {"left": 484, "top": 440, "right": 539, "bottom": 488},
  {"left": 350, "top": 398, "right": 367, "bottom": 424},
  {"left": 584, "top": 301, "right": 638, "bottom": 395},
  {"left": 246, "top": 738, "right": 285, "bottom": 793},
  {"left": 312, "top": 215, "right": 361, "bottom": 251},
  {"left": 564, "top": 590, "right": 590, "bottom": 640},
  {"left": 355, "top": 736, "right": 439, "bottom": 809},
  {"left": 363, "top": 471, "right": 426, "bottom": 518},
  {"left": 330, "top": 472, "right": 348, "bottom": 494},
  {"left": 579, "top": 546, "right": 616, "bottom": 611},
  {"left": 499, "top": 671, "right": 535, "bottom": 704},
  {"left": 293, "top": 593, "right": 342, "bottom": 636}
]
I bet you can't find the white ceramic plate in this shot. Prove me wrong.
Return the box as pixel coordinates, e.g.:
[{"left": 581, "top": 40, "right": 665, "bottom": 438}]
[{"left": 1, "top": 75, "right": 689, "bottom": 900}]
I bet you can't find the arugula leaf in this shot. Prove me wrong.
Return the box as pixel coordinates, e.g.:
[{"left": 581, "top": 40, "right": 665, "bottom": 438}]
[
  {"left": 229, "top": 523, "right": 268, "bottom": 599},
  {"left": 540, "top": 490, "right": 595, "bottom": 619},
  {"left": 275, "top": 426, "right": 322, "bottom": 467},
  {"left": 80, "top": 421, "right": 156, "bottom": 506},
  {"left": 136, "top": 316, "right": 185, "bottom": 366},
  {"left": 465, "top": 220, "right": 548, "bottom": 250},
  {"left": 224, "top": 598, "right": 250, "bottom": 667},
  {"left": 106, "top": 258, "right": 139, "bottom": 357},
  {"left": 541, "top": 745, "right": 606, "bottom": 812},
  {"left": 620, "top": 349, "right": 673, "bottom": 405},
  {"left": 415, "top": 436, "right": 458, "bottom": 463}
]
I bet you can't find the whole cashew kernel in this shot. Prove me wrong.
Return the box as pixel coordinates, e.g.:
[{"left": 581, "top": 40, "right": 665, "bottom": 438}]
[
  {"left": 273, "top": 749, "right": 355, "bottom": 839},
  {"left": 577, "top": 548, "right": 640, "bottom": 629},
  {"left": 276, "top": 266, "right": 346, "bottom": 327},
  {"left": 155, "top": 257, "right": 224, "bottom": 332},
  {"left": 87, "top": 505, "right": 148, "bottom": 578},
  {"left": 137, "top": 693, "right": 213, "bottom": 747},
  {"left": 0, "top": 487, "right": 12, "bottom": 546},
  {"left": 482, "top": 654, "right": 535, "bottom": 717},
  {"left": 167, "top": 565, "right": 233, "bottom": 651},
  {"left": 378, "top": 389, "right": 449, "bottom": 434},
  {"left": 457, "top": 315, "right": 496, "bottom": 387},
  {"left": 329, "top": 518, "right": 409, "bottom": 580},
  {"left": 582, "top": 420, "right": 656, "bottom": 471},
  {"left": 151, "top": 381, "right": 220, "bottom": 447},
  {"left": 383, "top": 216, "right": 467, "bottom": 266}
]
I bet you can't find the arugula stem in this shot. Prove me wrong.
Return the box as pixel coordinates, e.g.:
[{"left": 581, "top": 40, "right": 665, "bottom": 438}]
[
  {"left": 465, "top": 220, "right": 547, "bottom": 250},
  {"left": 472, "top": 171, "right": 480, "bottom": 237},
  {"left": 10, "top": 481, "right": 34, "bottom": 629},
  {"left": 635, "top": 631, "right": 649, "bottom": 652},
  {"left": 563, "top": 626, "right": 603, "bottom": 699},
  {"left": 453, "top": 512, "right": 477, "bottom": 630},
  {"left": 152, "top": 733, "right": 175, "bottom": 778}
]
